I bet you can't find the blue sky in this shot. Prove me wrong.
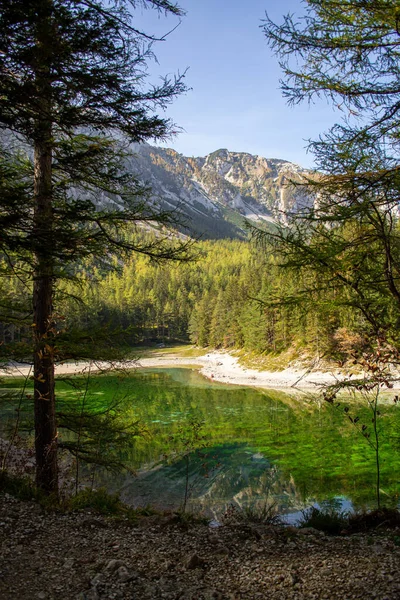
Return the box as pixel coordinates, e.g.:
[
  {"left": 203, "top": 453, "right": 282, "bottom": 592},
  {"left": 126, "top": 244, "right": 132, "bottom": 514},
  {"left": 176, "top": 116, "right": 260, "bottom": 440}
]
[{"left": 137, "top": 0, "right": 339, "bottom": 167}]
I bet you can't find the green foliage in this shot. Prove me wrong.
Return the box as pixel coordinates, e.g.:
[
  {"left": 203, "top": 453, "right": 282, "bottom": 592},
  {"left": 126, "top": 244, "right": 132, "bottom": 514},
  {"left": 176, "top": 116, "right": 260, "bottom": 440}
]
[
  {"left": 67, "top": 488, "right": 123, "bottom": 515},
  {"left": 256, "top": 0, "right": 400, "bottom": 517},
  {"left": 0, "top": 237, "right": 366, "bottom": 361},
  {"left": 0, "top": 0, "right": 193, "bottom": 283},
  {"left": 0, "top": 474, "right": 153, "bottom": 519},
  {"left": 3, "top": 228, "right": 390, "bottom": 365},
  {"left": 0, "top": 472, "right": 41, "bottom": 501}
]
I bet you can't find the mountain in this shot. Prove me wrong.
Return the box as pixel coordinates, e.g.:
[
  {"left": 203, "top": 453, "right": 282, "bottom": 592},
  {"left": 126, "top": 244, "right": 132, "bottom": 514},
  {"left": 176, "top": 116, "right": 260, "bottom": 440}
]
[
  {"left": 124, "top": 144, "right": 312, "bottom": 239},
  {"left": 1, "top": 128, "right": 311, "bottom": 240}
]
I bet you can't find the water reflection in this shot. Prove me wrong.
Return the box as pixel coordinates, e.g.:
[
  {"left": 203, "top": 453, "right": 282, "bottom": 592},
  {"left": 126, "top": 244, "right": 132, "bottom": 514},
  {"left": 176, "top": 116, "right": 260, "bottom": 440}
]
[{"left": 1, "top": 367, "right": 400, "bottom": 518}]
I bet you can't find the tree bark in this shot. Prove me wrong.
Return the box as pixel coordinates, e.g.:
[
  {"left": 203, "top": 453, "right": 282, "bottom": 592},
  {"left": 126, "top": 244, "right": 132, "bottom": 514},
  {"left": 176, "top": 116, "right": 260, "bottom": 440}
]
[
  {"left": 33, "top": 133, "right": 58, "bottom": 494},
  {"left": 33, "top": 1, "right": 58, "bottom": 494}
]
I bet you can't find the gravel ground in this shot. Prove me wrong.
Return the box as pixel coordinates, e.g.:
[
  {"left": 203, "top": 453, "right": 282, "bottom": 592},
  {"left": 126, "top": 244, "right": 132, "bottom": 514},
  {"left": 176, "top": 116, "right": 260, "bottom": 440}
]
[{"left": 1, "top": 494, "right": 400, "bottom": 600}]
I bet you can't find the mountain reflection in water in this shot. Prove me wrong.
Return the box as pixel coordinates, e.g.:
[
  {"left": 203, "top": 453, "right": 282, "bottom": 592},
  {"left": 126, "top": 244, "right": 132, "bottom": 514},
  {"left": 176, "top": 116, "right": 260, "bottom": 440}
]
[
  {"left": 70, "top": 368, "right": 400, "bottom": 519},
  {"left": 1, "top": 367, "right": 400, "bottom": 519}
]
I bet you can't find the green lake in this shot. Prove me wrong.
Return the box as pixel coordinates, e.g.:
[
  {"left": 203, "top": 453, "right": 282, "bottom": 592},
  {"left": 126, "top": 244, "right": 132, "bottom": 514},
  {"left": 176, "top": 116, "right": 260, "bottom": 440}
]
[{"left": 1, "top": 367, "right": 400, "bottom": 520}]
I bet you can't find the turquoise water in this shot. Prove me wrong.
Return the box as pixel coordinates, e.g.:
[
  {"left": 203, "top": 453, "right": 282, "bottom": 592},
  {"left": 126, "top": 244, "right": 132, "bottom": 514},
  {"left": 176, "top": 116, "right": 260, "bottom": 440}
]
[{"left": 1, "top": 367, "right": 400, "bottom": 518}]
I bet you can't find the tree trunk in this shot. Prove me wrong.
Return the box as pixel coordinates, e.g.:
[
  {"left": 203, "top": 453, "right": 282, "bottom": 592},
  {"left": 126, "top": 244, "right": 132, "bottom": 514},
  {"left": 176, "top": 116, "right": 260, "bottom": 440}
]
[
  {"left": 33, "top": 2, "right": 58, "bottom": 494},
  {"left": 33, "top": 131, "right": 58, "bottom": 494}
]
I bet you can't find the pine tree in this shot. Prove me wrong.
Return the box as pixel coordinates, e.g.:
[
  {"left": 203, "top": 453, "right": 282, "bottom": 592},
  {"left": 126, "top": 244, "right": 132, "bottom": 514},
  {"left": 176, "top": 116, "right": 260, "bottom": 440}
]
[
  {"left": 0, "top": 0, "right": 192, "bottom": 494},
  {"left": 259, "top": 0, "right": 400, "bottom": 346}
]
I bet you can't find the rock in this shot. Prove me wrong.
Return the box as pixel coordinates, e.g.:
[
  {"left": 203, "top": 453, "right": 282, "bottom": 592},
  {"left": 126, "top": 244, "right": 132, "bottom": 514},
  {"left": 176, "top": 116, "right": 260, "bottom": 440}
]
[
  {"left": 76, "top": 589, "right": 99, "bottom": 600},
  {"left": 104, "top": 559, "right": 126, "bottom": 573},
  {"left": 290, "top": 570, "right": 301, "bottom": 585},
  {"left": 117, "top": 565, "right": 135, "bottom": 583},
  {"left": 63, "top": 557, "right": 74, "bottom": 569},
  {"left": 2, "top": 494, "right": 400, "bottom": 600},
  {"left": 88, "top": 588, "right": 100, "bottom": 600},
  {"left": 249, "top": 526, "right": 262, "bottom": 540},
  {"left": 208, "top": 534, "right": 220, "bottom": 545},
  {"left": 186, "top": 553, "right": 206, "bottom": 569},
  {"left": 213, "top": 546, "right": 230, "bottom": 557},
  {"left": 90, "top": 573, "right": 103, "bottom": 587},
  {"left": 81, "top": 517, "right": 108, "bottom": 529},
  {"left": 285, "top": 526, "right": 298, "bottom": 535},
  {"left": 251, "top": 453, "right": 264, "bottom": 461},
  {"left": 298, "top": 527, "right": 325, "bottom": 536}
]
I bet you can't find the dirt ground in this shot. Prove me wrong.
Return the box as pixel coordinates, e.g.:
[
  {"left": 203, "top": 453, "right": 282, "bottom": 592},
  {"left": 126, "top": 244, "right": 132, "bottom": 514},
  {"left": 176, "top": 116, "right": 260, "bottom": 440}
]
[{"left": 1, "top": 493, "right": 400, "bottom": 600}]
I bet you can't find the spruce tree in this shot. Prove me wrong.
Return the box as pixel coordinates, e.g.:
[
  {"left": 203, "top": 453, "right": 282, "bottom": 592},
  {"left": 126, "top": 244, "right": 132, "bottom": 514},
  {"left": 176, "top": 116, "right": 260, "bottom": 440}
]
[{"left": 0, "top": 0, "right": 191, "bottom": 494}]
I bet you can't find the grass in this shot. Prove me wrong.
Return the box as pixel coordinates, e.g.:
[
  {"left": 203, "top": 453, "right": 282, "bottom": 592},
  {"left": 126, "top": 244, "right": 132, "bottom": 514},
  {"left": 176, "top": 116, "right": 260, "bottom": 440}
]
[
  {"left": 0, "top": 472, "right": 58, "bottom": 508},
  {"left": 123, "top": 342, "right": 309, "bottom": 369},
  {"left": 128, "top": 344, "right": 207, "bottom": 360},
  {"left": 0, "top": 473, "right": 208, "bottom": 526},
  {"left": 223, "top": 501, "right": 281, "bottom": 526},
  {"left": 235, "top": 346, "right": 366, "bottom": 376},
  {"left": 170, "top": 346, "right": 209, "bottom": 358},
  {"left": 0, "top": 473, "right": 151, "bottom": 520},
  {"left": 3, "top": 472, "right": 400, "bottom": 536},
  {"left": 298, "top": 505, "right": 400, "bottom": 535},
  {"left": 64, "top": 489, "right": 165, "bottom": 522},
  {"left": 298, "top": 506, "right": 349, "bottom": 535},
  {"left": 234, "top": 346, "right": 308, "bottom": 372},
  {"left": 168, "top": 509, "right": 209, "bottom": 528},
  {"left": 67, "top": 488, "right": 124, "bottom": 514}
]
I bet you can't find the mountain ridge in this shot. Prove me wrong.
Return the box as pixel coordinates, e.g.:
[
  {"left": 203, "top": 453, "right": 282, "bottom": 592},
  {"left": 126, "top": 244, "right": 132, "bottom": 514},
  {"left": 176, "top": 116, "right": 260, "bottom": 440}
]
[
  {"left": 124, "top": 143, "right": 312, "bottom": 239},
  {"left": 1, "top": 128, "right": 312, "bottom": 240}
]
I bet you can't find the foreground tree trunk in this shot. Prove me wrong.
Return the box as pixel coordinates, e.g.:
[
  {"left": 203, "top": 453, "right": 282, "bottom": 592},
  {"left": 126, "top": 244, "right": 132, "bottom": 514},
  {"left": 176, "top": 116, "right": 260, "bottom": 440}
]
[
  {"left": 33, "top": 132, "right": 58, "bottom": 494},
  {"left": 33, "top": 2, "right": 58, "bottom": 494}
]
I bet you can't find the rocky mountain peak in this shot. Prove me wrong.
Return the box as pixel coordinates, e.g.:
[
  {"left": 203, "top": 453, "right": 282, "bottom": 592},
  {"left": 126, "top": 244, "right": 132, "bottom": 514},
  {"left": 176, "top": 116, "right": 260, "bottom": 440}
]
[
  {"left": 2, "top": 125, "right": 312, "bottom": 240},
  {"left": 124, "top": 143, "right": 312, "bottom": 239}
]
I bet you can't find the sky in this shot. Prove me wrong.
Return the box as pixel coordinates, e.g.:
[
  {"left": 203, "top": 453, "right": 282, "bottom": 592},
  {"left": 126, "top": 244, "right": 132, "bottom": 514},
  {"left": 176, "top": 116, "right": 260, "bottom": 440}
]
[{"left": 136, "top": 0, "right": 340, "bottom": 168}]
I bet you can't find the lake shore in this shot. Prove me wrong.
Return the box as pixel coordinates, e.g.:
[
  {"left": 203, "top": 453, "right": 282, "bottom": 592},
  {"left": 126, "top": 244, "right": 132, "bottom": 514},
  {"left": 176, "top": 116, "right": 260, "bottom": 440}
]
[
  {"left": 2, "top": 493, "right": 400, "bottom": 600},
  {"left": 137, "top": 350, "right": 353, "bottom": 390},
  {"left": 3, "top": 348, "right": 392, "bottom": 391}
]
